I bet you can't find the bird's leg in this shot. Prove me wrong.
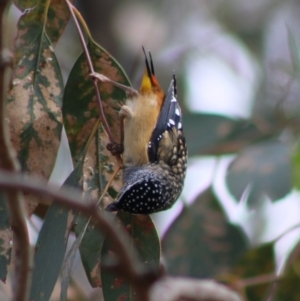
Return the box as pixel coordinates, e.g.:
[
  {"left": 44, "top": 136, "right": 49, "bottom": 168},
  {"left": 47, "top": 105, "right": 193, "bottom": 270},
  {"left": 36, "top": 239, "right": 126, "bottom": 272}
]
[
  {"left": 119, "top": 105, "right": 134, "bottom": 149},
  {"left": 107, "top": 105, "right": 134, "bottom": 164},
  {"left": 90, "top": 72, "right": 137, "bottom": 159}
]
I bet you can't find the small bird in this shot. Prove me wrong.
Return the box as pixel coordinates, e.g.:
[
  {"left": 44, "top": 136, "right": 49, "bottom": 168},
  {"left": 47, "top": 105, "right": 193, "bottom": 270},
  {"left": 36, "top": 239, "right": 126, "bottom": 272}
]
[{"left": 105, "top": 49, "right": 187, "bottom": 214}]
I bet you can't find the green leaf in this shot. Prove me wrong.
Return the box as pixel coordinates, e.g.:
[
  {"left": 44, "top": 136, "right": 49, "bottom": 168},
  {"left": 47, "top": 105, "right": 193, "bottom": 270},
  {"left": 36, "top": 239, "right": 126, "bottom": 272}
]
[
  {"left": 8, "top": 8, "right": 64, "bottom": 214},
  {"left": 0, "top": 194, "right": 12, "bottom": 283},
  {"left": 162, "top": 188, "right": 248, "bottom": 278},
  {"left": 29, "top": 164, "right": 82, "bottom": 301},
  {"left": 222, "top": 243, "right": 276, "bottom": 301},
  {"left": 101, "top": 211, "right": 160, "bottom": 301},
  {"left": 226, "top": 139, "right": 292, "bottom": 207},
  {"left": 183, "top": 113, "right": 279, "bottom": 156}
]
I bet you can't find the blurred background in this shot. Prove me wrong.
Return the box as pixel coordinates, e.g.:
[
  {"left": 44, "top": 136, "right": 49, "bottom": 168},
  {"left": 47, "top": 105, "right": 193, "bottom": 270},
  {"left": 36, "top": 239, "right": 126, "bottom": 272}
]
[{"left": 5, "top": 0, "right": 300, "bottom": 299}]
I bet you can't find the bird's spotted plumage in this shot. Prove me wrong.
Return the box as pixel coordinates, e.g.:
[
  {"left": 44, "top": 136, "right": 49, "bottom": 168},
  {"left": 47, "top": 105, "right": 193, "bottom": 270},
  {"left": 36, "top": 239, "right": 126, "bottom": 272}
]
[
  {"left": 107, "top": 164, "right": 174, "bottom": 214},
  {"left": 106, "top": 51, "right": 187, "bottom": 214}
]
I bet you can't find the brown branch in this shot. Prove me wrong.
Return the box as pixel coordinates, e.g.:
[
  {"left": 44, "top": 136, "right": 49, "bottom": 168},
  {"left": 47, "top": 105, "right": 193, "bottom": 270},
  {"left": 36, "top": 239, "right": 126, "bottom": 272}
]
[
  {"left": 0, "top": 170, "right": 244, "bottom": 301},
  {"left": 0, "top": 170, "right": 154, "bottom": 300},
  {"left": 149, "top": 277, "right": 243, "bottom": 301},
  {"left": 0, "top": 2, "right": 31, "bottom": 301}
]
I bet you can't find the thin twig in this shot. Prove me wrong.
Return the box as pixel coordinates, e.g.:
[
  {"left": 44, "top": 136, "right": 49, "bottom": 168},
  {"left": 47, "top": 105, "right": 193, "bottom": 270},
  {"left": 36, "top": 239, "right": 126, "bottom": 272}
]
[
  {"left": 65, "top": 0, "right": 114, "bottom": 144},
  {"left": 0, "top": 2, "right": 31, "bottom": 301}
]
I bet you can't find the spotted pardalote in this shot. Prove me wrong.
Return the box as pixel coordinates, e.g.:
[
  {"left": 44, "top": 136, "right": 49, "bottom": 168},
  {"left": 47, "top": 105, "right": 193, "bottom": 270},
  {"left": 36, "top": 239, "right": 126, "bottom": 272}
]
[{"left": 104, "top": 49, "right": 187, "bottom": 214}]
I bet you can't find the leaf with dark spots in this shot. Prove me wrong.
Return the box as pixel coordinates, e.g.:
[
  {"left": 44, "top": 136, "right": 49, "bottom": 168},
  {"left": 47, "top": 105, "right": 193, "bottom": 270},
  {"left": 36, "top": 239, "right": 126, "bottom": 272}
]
[
  {"left": 46, "top": 0, "right": 74, "bottom": 45},
  {"left": 63, "top": 39, "right": 130, "bottom": 160},
  {"left": 0, "top": 194, "right": 12, "bottom": 283},
  {"left": 162, "top": 188, "right": 248, "bottom": 278},
  {"left": 13, "top": 0, "right": 73, "bottom": 53},
  {"left": 183, "top": 113, "right": 280, "bottom": 156},
  {"left": 8, "top": 31, "right": 63, "bottom": 215},
  {"left": 13, "top": 1, "right": 46, "bottom": 63},
  {"left": 63, "top": 39, "right": 126, "bottom": 212},
  {"left": 101, "top": 211, "right": 160, "bottom": 301},
  {"left": 226, "top": 139, "right": 292, "bottom": 207}
]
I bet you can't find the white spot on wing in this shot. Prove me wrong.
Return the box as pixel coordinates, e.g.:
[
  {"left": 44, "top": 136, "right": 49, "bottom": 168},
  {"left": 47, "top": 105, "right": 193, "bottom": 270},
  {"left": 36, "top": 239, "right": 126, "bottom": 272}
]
[
  {"left": 178, "top": 122, "right": 182, "bottom": 129},
  {"left": 175, "top": 108, "right": 180, "bottom": 116},
  {"left": 169, "top": 119, "right": 175, "bottom": 125},
  {"left": 171, "top": 96, "right": 176, "bottom": 102}
]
